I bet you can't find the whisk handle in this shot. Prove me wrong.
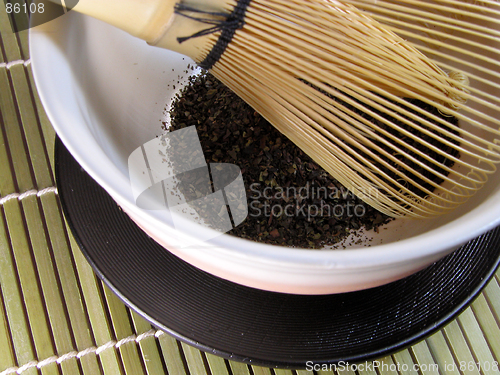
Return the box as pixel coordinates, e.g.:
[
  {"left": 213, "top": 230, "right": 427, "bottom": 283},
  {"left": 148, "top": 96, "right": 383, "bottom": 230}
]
[
  {"left": 62, "top": 0, "right": 177, "bottom": 42},
  {"left": 47, "top": 0, "right": 234, "bottom": 62}
]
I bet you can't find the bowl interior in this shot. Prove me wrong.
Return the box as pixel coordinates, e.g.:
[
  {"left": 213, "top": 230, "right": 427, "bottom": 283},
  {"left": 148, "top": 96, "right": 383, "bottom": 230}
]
[{"left": 30, "top": 11, "right": 500, "bottom": 256}]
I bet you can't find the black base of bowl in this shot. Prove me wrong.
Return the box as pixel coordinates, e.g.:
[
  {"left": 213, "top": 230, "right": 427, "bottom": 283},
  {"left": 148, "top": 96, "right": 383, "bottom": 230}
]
[{"left": 55, "top": 137, "right": 500, "bottom": 369}]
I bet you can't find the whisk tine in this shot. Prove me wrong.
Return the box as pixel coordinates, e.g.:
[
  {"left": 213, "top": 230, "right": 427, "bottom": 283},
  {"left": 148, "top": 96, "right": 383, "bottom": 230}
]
[
  {"left": 352, "top": 0, "right": 500, "bottom": 25},
  {"left": 219, "top": 51, "right": 491, "bottom": 184},
  {"left": 226, "top": 18, "right": 500, "bottom": 158},
  {"left": 201, "top": 0, "right": 500, "bottom": 217}
]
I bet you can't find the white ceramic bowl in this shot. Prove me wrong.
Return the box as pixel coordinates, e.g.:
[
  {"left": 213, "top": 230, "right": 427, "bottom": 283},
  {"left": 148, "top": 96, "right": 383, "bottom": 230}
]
[{"left": 30, "top": 11, "right": 500, "bottom": 294}]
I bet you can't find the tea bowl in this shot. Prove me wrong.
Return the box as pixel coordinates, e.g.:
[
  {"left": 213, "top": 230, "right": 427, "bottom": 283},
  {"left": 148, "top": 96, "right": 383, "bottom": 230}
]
[{"left": 30, "top": 11, "right": 500, "bottom": 294}]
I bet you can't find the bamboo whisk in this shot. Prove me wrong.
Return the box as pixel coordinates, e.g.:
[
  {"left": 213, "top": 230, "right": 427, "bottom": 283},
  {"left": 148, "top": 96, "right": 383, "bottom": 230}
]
[{"left": 60, "top": 0, "right": 499, "bottom": 218}]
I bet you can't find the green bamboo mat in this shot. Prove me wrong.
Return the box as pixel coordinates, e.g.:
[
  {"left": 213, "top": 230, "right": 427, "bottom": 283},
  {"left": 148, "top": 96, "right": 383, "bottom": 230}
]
[{"left": 2, "top": 12, "right": 500, "bottom": 375}]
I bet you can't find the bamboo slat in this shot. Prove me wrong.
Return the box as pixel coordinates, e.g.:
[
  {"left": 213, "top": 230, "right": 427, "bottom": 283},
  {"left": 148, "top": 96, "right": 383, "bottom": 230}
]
[
  {"left": 66, "top": 228, "right": 124, "bottom": 375},
  {"left": 1, "top": 13, "right": 500, "bottom": 375},
  {"left": 457, "top": 309, "right": 500, "bottom": 375},
  {"left": 0, "top": 10, "right": 21, "bottom": 63},
  {"left": 336, "top": 368, "right": 356, "bottom": 375},
  {"left": 484, "top": 277, "right": 500, "bottom": 319},
  {"left": 0, "top": 12, "right": 33, "bottom": 196},
  {"left": 0, "top": 219, "right": 18, "bottom": 372},
  {"left": 181, "top": 341, "right": 211, "bottom": 375},
  {"left": 229, "top": 359, "right": 253, "bottom": 375},
  {"left": 9, "top": 63, "right": 53, "bottom": 189},
  {"left": 472, "top": 294, "right": 500, "bottom": 360},
  {"left": 205, "top": 353, "right": 231, "bottom": 375},
  {"left": 379, "top": 356, "right": 400, "bottom": 375},
  {"left": 38, "top": 192, "right": 101, "bottom": 375},
  {"left": 426, "top": 331, "right": 461, "bottom": 375},
  {"left": 0, "top": 114, "right": 16, "bottom": 195},
  {"left": 409, "top": 340, "right": 440, "bottom": 375},
  {"left": 26, "top": 68, "right": 55, "bottom": 176},
  {"left": 252, "top": 366, "right": 274, "bottom": 375},
  {"left": 0, "top": 66, "right": 33, "bottom": 193},
  {"left": 130, "top": 312, "right": 166, "bottom": 375},
  {"left": 3, "top": 198, "right": 59, "bottom": 375},
  {"left": 356, "top": 363, "right": 377, "bottom": 375},
  {"left": 102, "top": 287, "right": 145, "bottom": 374},
  {"left": 316, "top": 369, "right": 335, "bottom": 374},
  {"left": 15, "top": 30, "right": 29, "bottom": 60},
  {"left": 392, "top": 350, "right": 419, "bottom": 375},
  {"left": 443, "top": 320, "right": 482, "bottom": 375},
  {"left": 296, "top": 370, "right": 315, "bottom": 375},
  {"left": 157, "top": 332, "right": 190, "bottom": 375},
  {"left": 275, "top": 369, "right": 296, "bottom": 375},
  {"left": 0, "top": 201, "right": 39, "bottom": 375},
  {"left": 21, "top": 194, "right": 80, "bottom": 375}
]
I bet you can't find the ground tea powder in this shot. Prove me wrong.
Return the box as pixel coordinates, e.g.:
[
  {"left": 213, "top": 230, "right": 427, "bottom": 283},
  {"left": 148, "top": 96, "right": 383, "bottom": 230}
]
[{"left": 166, "top": 71, "right": 457, "bottom": 248}]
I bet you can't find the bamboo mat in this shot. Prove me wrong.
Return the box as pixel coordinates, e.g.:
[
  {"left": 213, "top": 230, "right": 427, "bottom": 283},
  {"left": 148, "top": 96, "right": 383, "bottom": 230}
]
[{"left": 2, "top": 12, "right": 500, "bottom": 375}]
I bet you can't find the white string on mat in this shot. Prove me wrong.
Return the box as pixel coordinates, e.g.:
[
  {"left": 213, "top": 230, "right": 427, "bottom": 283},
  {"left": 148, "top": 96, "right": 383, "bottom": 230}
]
[
  {"left": 0, "top": 187, "right": 58, "bottom": 206},
  {"left": 0, "top": 329, "right": 165, "bottom": 375},
  {"left": 0, "top": 59, "right": 31, "bottom": 70}
]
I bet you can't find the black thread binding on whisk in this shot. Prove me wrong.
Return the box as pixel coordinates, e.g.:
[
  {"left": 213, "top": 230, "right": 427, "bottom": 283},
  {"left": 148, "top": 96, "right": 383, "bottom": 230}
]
[{"left": 174, "top": 0, "right": 252, "bottom": 69}]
